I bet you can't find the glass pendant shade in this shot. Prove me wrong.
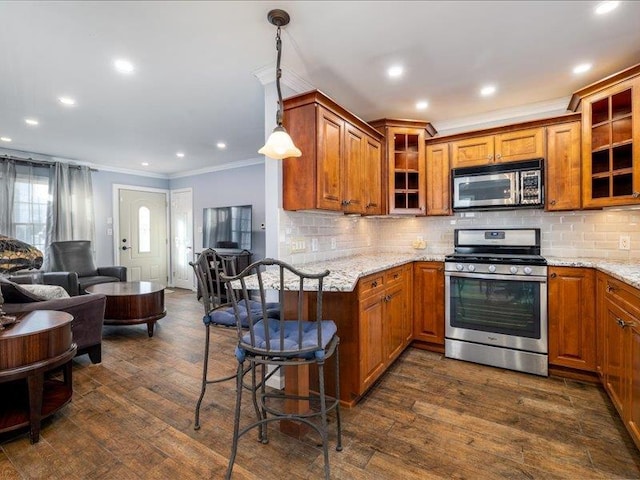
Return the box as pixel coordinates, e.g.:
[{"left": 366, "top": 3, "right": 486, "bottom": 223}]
[{"left": 258, "top": 126, "right": 302, "bottom": 160}]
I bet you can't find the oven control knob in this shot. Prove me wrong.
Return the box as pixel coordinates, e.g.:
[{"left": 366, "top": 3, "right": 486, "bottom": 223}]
[
  {"left": 455, "top": 263, "right": 464, "bottom": 271},
  {"left": 523, "top": 266, "right": 533, "bottom": 275},
  {"left": 488, "top": 265, "right": 496, "bottom": 273},
  {"left": 468, "top": 264, "right": 476, "bottom": 272},
  {"left": 509, "top": 266, "right": 518, "bottom": 274}
]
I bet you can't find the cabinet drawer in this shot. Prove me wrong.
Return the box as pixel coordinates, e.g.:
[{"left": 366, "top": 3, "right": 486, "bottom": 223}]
[
  {"left": 358, "top": 273, "right": 385, "bottom": 298},
  {"left": 384, "top": 266, "right": 406, "bottom": 286},
  {"left": 604, "top": 277, "right": 640, "bottom": 319}
]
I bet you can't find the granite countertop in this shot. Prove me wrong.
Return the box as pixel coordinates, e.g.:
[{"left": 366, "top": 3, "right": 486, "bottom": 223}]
[
  {"left": 244, "top": 253, "right": 639, "bottom": 292},
  {"left": 239, "top": 252, "right": 444, "bottom": 292}
]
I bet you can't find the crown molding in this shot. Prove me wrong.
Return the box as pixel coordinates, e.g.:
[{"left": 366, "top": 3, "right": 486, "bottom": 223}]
[
  {"left": 168, "top": 157, "right": 264, "bottom": 179},
  {"left": 434, "top": 96, "right": 571, "bottom": 135}
]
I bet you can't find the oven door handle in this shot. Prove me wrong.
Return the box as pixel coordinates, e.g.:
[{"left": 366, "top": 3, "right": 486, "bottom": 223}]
[{"left": 445, "top": 271, "right": 547, "bottom": 282}]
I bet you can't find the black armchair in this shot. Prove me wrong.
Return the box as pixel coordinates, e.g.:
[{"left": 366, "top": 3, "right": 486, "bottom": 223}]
[{"left": 46, "top": 240, "right": 127, "bottom": 295}]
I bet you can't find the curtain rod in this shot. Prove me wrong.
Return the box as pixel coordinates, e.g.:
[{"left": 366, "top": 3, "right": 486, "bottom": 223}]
[{"left": 1, "top": 154, "right": 98, "bottom": 172}]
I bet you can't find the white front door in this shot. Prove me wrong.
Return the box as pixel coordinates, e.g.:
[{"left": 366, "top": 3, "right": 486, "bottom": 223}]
[
  {"left": 118, "top": 188, "right": 168, "bottom": 285},
  {"left": 170, "top": 188, "right": 194, "bottom": 289}
]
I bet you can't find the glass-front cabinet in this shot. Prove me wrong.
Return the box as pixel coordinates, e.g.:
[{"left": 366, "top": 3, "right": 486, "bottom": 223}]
[
  {"left": 369, "top": 119, "right": 435, "bottom": 215},
  {"left": 574, "top": 65, "right": 640, "bottom": 208}
]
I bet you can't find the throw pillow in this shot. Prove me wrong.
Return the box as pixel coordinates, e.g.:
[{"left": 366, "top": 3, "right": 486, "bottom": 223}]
[{"left": 0, "top": 277, "right": 46, "bottom": 303}]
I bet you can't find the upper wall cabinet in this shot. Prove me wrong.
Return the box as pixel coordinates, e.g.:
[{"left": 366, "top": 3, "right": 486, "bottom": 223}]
[
  {"left": 570, "top": 64, "right": 640, "bottom": 208},
  {"left": 369, "top": 119, "right": 436, "bottom": 215},
  {"left": 546, "top": 121, "right": 582, "bottom": 211},
  {"left": 282, "top": 90, "right": 384, "bottom": 215},
  {"left": 425, "top": 143, "right": 451, "bottom": 216},
  {"left": 450, "top": 127, "right": 545, "bottom": 168}
]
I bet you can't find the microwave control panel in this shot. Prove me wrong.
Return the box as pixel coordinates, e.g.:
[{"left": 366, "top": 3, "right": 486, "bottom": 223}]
[{"left": 520, "top": 170, "right": 542, "bottom": 205}]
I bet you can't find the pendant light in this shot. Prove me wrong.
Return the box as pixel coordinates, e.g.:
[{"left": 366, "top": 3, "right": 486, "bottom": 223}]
[{"left": 258, "top": 9, "right": 302, "bottom": 160}]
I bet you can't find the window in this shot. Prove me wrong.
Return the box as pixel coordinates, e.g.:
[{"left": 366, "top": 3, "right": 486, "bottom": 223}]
[
  {"left": 13, "top": 173, "right": 49, "bottom": 253},
  {"left": 138, "top": 206, "right": 151, "bottom": 253}
]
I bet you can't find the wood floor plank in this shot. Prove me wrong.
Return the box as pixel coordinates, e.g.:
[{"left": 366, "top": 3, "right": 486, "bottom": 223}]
[{"left": 1, "top": 287, "right": 639, "bottom": 479}]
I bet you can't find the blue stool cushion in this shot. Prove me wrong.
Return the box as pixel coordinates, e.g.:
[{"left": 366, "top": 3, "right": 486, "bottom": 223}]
[
  {"left": 203, "top": 300, "right": 279, "bottom": 328},
  {"left": 236, "top": 319, "right": 337, "bottom": 362}
]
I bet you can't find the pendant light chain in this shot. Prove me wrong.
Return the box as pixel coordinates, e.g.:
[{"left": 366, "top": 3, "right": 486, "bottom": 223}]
[{"left": 275, "top": 25, "right": 284, "bottom": 127}]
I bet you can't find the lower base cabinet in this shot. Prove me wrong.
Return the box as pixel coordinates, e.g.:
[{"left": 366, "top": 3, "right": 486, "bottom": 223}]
[
  {"left": 314, "top": 264, "right": 412, "bottom": 406},
  {"left": 598, "top": 273, "right": 640, "bottom": 450},
  {"left": 548, "top": 267, "right": 596, "bottom": 372},
  {"left": 412, "top": 262, "right": 445, "bottom": 351}
]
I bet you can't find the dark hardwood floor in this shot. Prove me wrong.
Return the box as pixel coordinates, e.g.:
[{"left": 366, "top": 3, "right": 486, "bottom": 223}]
[{"left": 2, "top": 287, "right": 639, "bottom": 479}]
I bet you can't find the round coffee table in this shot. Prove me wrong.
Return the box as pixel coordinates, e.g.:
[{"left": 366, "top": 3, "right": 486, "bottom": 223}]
[{"left": 86, "top": 281, "right": 166, "bottom": 337}]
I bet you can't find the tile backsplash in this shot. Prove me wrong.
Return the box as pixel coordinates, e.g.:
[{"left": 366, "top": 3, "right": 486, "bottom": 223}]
[{"left": 279, "top": 208, "right": 640, "bottom": 263}]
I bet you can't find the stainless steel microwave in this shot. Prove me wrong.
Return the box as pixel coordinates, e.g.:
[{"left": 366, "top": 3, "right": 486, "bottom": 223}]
[{"left": 452, "top": 159, "right": 544, "bottom": 211}]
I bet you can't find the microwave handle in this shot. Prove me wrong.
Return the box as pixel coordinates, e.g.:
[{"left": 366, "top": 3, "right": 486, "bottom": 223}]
[{"left": 512, "top": 172, "right": 520, "bottom": 205}]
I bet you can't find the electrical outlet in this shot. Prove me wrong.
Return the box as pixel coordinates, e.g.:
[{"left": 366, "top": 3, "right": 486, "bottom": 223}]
[
  {"left": 619, "top": 235, "right": 631, "bottom": 250},
  {"left": 290, "top": 238, "right": 306, "bottom": 253},
  {"left": 331, "top": 237, "right": 337, "bottom": 250},
  {"left": 311, "top": 238, "right": 318, "bottom": 252}
]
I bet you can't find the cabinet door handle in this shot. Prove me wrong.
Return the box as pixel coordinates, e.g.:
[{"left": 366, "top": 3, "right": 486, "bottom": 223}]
[
  {"left": 487, "top": 154, "right": 493, "bottom": 161},
  {"left": 550, "top": 200, "right": 557, "bottom": 206},
  {"left": 616, "top": 317, "right": 634, "bottom": 328},
  {"left": 495, "top": 153, "right": 502, "bottom": 160},
  {"left": 393, "top": 273, "right": 399, "bottom": 279},
  {"left": 371, "top": 281, "right": 378, "bottom": 288},
  {"left": 606, "top": 283, "right": 616, "bottom": 293},
  {"left": 550, "top": 273, "right": 557, "bottom": 278},
  {"left": 633, "top": 191, "right": 640, "bottom": 198}
]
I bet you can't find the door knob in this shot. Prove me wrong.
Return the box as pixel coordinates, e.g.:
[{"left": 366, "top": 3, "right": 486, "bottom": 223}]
[{"left": 122, "top": 246, "right": 132, "bottom": 251}]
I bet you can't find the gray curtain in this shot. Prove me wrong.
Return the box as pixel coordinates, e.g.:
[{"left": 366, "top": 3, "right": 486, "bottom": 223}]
[
  {"left": 0, "top": 159, "right": 16, "bottom": 236},
  {"left": 45, "top": 163, "right": 95, "bottom": 267}
]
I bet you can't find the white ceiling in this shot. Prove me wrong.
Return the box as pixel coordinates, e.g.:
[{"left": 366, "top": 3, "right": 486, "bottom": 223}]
[{"left": 1, "top": 1, "right": 640, "bottom": 177}]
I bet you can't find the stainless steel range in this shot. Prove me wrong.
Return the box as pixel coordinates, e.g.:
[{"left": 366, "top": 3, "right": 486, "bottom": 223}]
[{"left": 444, "top": 228, "right": 548, "bottom": 376}]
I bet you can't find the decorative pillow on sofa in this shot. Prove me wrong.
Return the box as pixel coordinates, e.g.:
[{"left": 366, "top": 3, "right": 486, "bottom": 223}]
[
  {"left": 0, "top": 277, "right": 46, "bottom": 303},
  {"left": 20, "top": 284, "right": 70, "bottom": 300}
]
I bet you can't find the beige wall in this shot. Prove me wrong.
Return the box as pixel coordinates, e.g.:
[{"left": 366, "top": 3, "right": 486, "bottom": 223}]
[{"left": 279, "top": 208, "right": 640, "bottom": 263}]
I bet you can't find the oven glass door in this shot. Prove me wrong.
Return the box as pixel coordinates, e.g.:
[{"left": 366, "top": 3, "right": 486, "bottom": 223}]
[
  {"left": 453, "top": 172, "right": 517, "bottom": 208},
  {"left": 447, "top": 275, "right": 543, "bottom": 340}
]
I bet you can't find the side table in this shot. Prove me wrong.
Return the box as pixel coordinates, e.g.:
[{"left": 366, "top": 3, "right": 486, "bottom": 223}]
[{"left": 0, "top": 310, "right": 76, "bottom": 443}]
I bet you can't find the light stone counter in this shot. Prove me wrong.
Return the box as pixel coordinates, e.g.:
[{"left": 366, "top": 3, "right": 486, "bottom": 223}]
[
  {"left": 240, "top": 254, "right": 639, "bottom": 292},
  {"left": 546, "top": 257, "right": 640, "bottom": 290},
  {"left": 240, "top": 252, "right": 445, "bottom": 292}
]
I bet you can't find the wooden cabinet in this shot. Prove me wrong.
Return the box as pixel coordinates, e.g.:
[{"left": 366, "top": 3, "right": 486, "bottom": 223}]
[
  {"left": 450, "top": 127, "right": 544, "bottom": 168},
  {"left": 548, "top": 267, "right": 596, "bottom": 372},
  {"left": 426, "top": 143, "right": 451, "bottom": 215},
  {"left": 597, "top": 272, "right": 640, "bottom": 450},
  {"left": 282, "top": 90, "right": 384, "bottom": 214},
  {"left": 545, "top": 121, "right": 582, "bottom": 211},
  {"left": 370, "top": 119, "right": 435, "bottom": 215},
  {"left": 320, "top": 263, "right": 412, "bottom": 405},
  {"left": 412, "top": 262, "right": 445, "bottom": 351},
  {"left": 571, "top": 65, "right": 640, "bottom": 208}
]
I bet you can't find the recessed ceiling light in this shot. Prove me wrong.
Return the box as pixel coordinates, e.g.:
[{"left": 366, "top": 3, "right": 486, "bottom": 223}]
[
  {"left": 0, "top": 137, "right": 12, "bottom": 142},
  {"left": 415, "top": 100, "right": 429, "bottom": 110},
  {"left": 58, "top": 96, "right": 76, "bottom": 106},
  {"left": 595, "top": 1, "right": 620, "bottom": 14},
  {"left": 141, "top": 162, "right": 149, "bottom": 166},
  {"left": 176, "top": 152, "right": 185, "bottom": 158},
  {"left": 25, "top": 118, "right": 39, "bottom": 126},
  {"left": 114, "top": 58, "right": 135, "bottom": 74},
  {"left": 573, "top": 63, "right": 592, "bottom": 74},
  {"left": 216, "top": 142, "right": 227, "bottom": 149},
  {"left": 387, "top": 65, "right": 404, "bottom": 78},
  {"left": 480, "top": 85, "right": 497, "bottom": 97}
]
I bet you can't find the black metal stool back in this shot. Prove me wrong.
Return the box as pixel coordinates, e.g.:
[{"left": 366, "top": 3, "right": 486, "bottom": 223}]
[{"left": 221, "top": 258, "right": 342, "bottom": 480}]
